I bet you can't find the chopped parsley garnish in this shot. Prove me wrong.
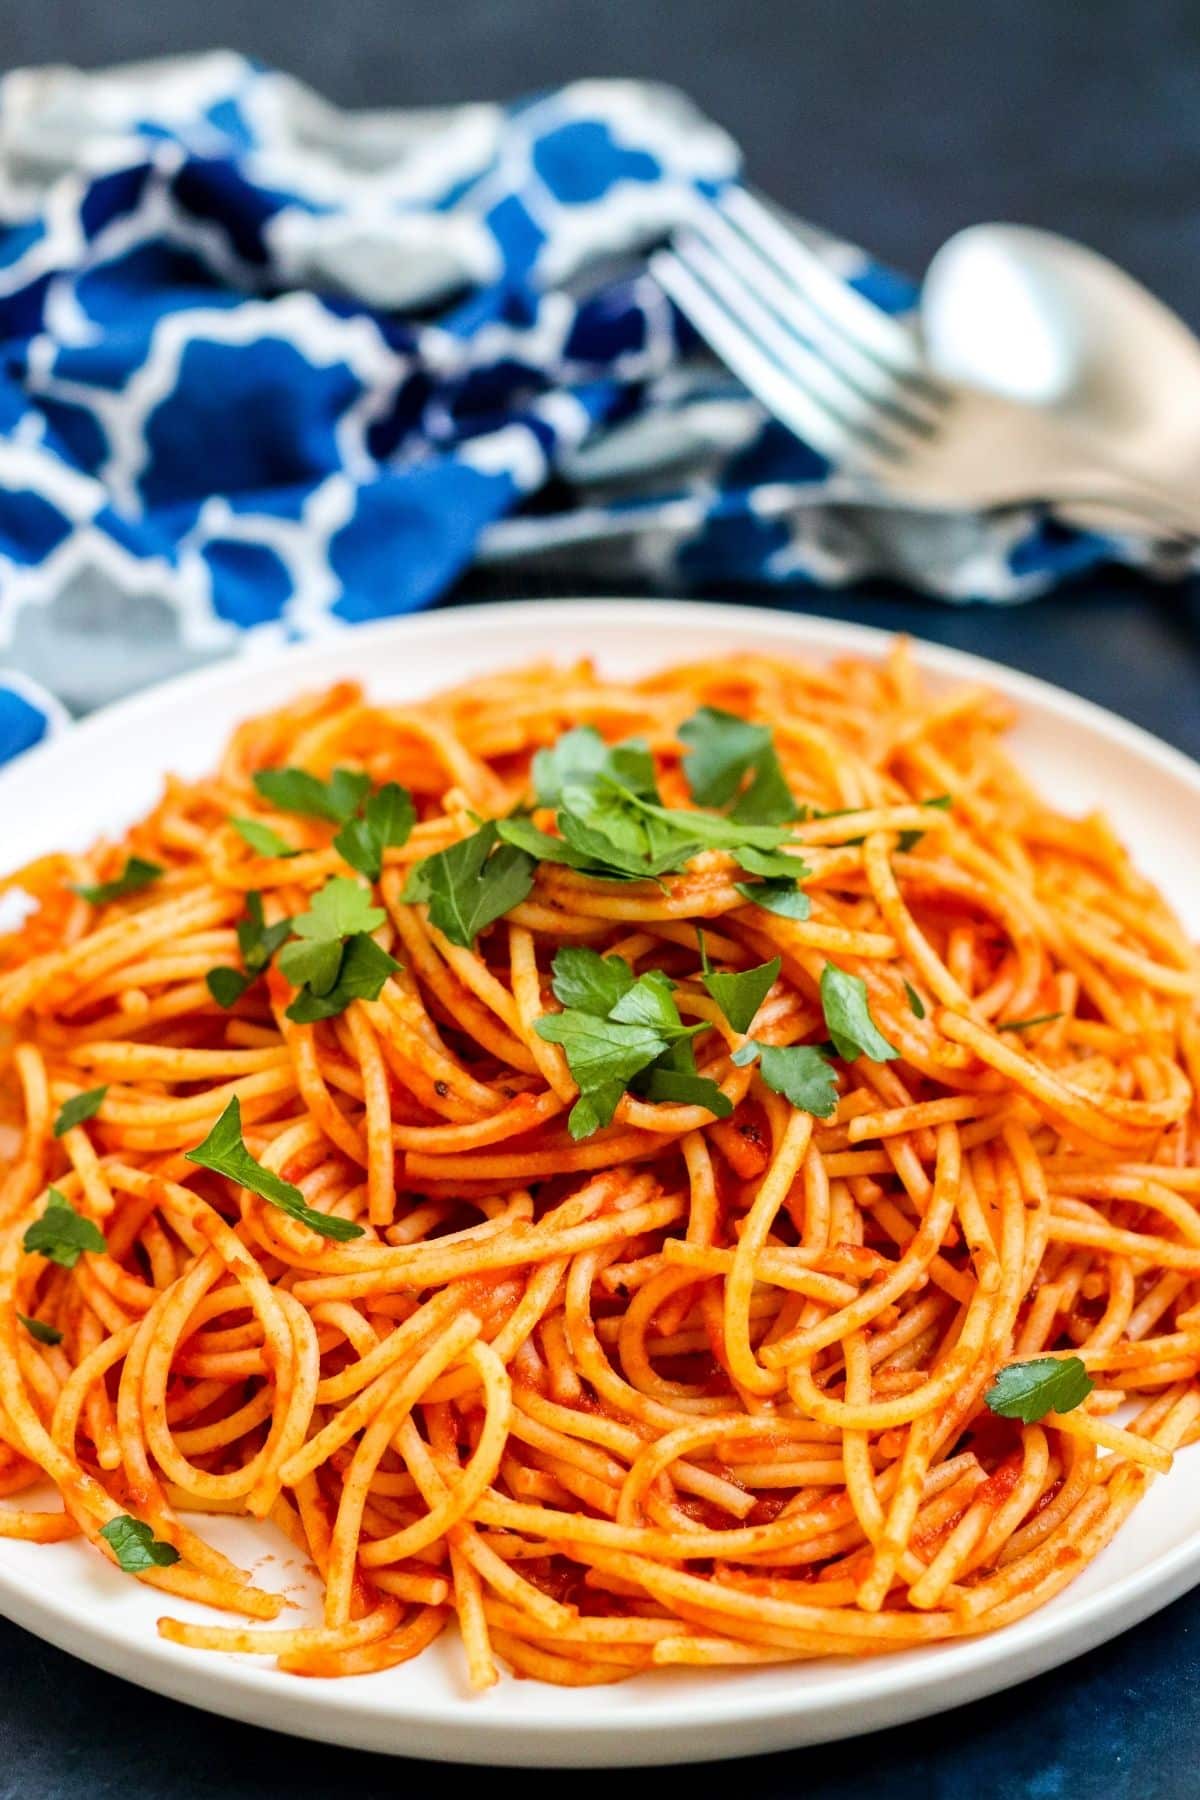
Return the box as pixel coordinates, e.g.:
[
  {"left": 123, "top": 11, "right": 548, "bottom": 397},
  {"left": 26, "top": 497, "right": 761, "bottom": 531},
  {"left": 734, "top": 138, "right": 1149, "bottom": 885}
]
[
  {"left": 278, "top": 877, "right": 398, "bottom": 1022},
  {"left": 53, "top": 1086, "right": 107, "bottom": 1137},
  {"left": 731, "top": 1040, "right": 839, "bottom": 1118},
  {"left": 17, "top": 1313, "right": 63, "bottom": 1346},
  {"left": 186, "top": 1097, "right": 364, "bottom": 1240},
  {"left": 897, "top": 794, "right": 954, "bottom": 855},
  {"left": 502, "top": 724, "right": 811, "bottom": 907},
  {"left": 698, "top": 933, "right": 780, "bottom": 1034},
  {"left": 22, "top": 1189, "right": 107, "bottom": 1269},
  {"left": 230, "top": 817, "right": 298, "bottom": 858},
  {"left": 997, "top": 1012, "right": 1065, "bottom": 1033},
  {"left": 820, "top": 964, "right": 898, "bottom": 1062},
  {"left": 207, "top": 892, "right": 293, "bottom": 1011},
  {"left": 904, "top": 981, "right": 926, "bottom": 1019},
  {"left": 985, "top": 1355, "right": 1093, "bottom": 1423},
  {"left": 403, "top": 821, "right": 536, "bottom": 948},
  {"left": 333, "top": 782, "right": 416, "bottom": 881},
  {"left": 678, "top": 706, "right": 796, "bottom": 825},
  {"left": 73, "top": 857, "right": 163, "bottom": 906},
  {"left": 534, "top": 947, "right": 730, "bottom": 1139},
  {"left": 239, "top": 891, "right": 294, "bottom": 972},
  {"left": 206, "top": 967, "right": 252, "bottom": 1009},
  {"left": 251, "top": 765, "right": 370, "bottom": 824},
  {"left": 99, "top": 1515, "right": 180, "bottom": 1572}
]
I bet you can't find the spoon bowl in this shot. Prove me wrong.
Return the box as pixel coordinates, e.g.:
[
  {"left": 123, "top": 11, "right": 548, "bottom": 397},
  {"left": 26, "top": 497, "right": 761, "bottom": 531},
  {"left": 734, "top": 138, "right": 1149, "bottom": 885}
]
[{"left": 921, "top": 224, "right": 1200, "bottom": 492}]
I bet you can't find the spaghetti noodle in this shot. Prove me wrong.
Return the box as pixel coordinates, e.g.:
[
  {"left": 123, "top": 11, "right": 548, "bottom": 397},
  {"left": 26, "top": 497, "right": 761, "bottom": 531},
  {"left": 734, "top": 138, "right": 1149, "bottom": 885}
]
[{"left": 1, "top": 641, "right": 1198, "bottom": 1688}]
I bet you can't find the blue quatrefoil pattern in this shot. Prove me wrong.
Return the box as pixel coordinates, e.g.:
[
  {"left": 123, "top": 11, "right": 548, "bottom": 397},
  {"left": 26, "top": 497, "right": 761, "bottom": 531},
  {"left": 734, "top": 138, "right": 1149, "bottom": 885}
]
[{"left": 0, "top": 54, "right": 1186, "bottom": 760}]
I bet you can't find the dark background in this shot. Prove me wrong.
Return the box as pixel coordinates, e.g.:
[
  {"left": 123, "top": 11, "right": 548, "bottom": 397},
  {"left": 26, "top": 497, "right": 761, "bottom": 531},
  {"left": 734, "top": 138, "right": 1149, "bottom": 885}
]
[{"left": 2, "top": 2, "right": 1200, "bottom": 1796}]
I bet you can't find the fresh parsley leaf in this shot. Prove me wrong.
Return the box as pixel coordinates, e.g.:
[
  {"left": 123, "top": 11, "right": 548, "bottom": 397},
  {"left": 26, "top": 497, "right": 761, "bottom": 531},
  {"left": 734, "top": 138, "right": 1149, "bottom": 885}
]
[
  {"left": 635, "top": 1066, "right": 733, "bottom": 1115},
  {"left": 533, "top": 727, "right": 614, "bottom": 806},
  {"left": 284, "top": 934, "right": 399, "bottom": 1022},
  {"left": 99, "top": 1515, "right": 180, "bottom": 1572},
  {"left": 549, "top": 947, "right": 635, "bottom": 1016},
  {"left": 535, "top": 1010, "right": 667, "bottom": 1138},
  {"left": 735, "top": 879, "right": 812, "bottom": 920},
  {"left": 732, "top": 1041, "right": 839, "bottom": 1118},
  {"left": 610, "top": 967, "right": 695, "bottom": 1036},
  {"left": 252, "top": 765, "right": 370, "bottom": 824},
  {"left": 73, "top": 857, "right": 163, "bottom": 906},
  {"left": 904, "top": 981, "right": 926, "bottom": 1019},
  {"left": 700, "top": 936, "right": 781, "bottom": 1034},
  {"left": 206, "top": 967, "right": 252, "bottom": 1009},
  {"left": 230, "top": 817, "right": 298, "bottom": 858},
  {"left": 278, "top": 933, "right": 344, "bottom": 995},
  {"left": 896, "top": 794, "right": 954, "bottom": 855},
  {"left": 22, "top": 1189, "right": 107, "bottom": 1268},
  {"left": 535, "top": 951, "right": 728, "bottom": 1137},
  {"left": 333, "top": 782, "right": 416, "bottom": 881},
  {"left": 403, "top": 822, "right": 536, "bottom": 947},
  {"left": 237, "top": 892, "right": 293, "bottom": 974},
  {"left": 679, "top": 706, "right": 796, "bottom": 826},
  {"left": 53, "top": 1086, "right": 107, "bottom": 1137},
  {"left": 985, "top": 1355, "right": 1093, "bottom": 1423},
  {"left": 186, "top": 1097, "right": 364, "bottom": 1239},
  {"left": 820, "top": 964, "right": 898, "bottom": 1062},
  {"left": 997, "top": 1012, "right": 1065, "bottom": 1033},
  {"left": 17, "top": 1313, "right": 62, "bottom": 1346},
  {"left": 289, "top": 877, "right": 385, "bottom": 942}
]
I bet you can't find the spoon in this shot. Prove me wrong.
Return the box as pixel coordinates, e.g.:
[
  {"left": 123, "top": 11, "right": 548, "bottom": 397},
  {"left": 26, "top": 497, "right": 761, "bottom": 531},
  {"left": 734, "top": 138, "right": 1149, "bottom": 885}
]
[{"left": 920, "top": 224, "right": 1200, "bottom": 535}]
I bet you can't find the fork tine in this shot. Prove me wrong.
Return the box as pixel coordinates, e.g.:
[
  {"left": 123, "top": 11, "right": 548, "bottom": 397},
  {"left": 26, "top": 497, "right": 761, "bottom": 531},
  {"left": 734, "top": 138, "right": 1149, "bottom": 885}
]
[
  {"left": 719, "top": 187, "right": 948, "bottom": 397},
  {"left": 658, "top": 234, "right": 912, "bottom": 466},
  {"left": 651, "top": 246, "right": 901, "bottom": 478},
  {"left": 688, "top": 196, "right": 941, "bottom": 435}
]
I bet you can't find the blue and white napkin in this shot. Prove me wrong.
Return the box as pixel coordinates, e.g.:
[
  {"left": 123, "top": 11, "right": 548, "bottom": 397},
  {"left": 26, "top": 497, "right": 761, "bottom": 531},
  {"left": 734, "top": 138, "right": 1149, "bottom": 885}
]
[{"left": 0, "top": 54, "right": 1181, "bottom": 764}]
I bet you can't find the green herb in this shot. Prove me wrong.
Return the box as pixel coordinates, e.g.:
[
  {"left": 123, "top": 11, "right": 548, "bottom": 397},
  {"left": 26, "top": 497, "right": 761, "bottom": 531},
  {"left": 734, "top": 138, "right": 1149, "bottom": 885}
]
[
  {"left": 285, "top": 934, "right": 400, "bottom": 1023},
  {"left": 99, "top": 1515, "right": 181, "bottom": 1572},
  {"left": 985, "top": 1355, "right": 1093, "bottom": 1423},
  {"left": 73, "top": 857, "right": 163, "bottom": 906},
  {"left": 997, "top": 1012, "right": 1065, "bottom": 1033},
  {"left": 699, "top": 934, "right": 781, "bottom": 1034},
  {"left": 403, "top": 821, "right": 536, "bottom": 948},
  {"left": 550, "top": 946, "right": 636, "bottom": 1016},
  {"left": 533, "top": 727, "right": 613, "bottom": 807},
  {"left": 731, "top": 1041, "right": 839, "bottom": 1118},
  {"left": 514, "top": 724, "right": 804, "bottom": 887},
  {"left": 276, "top": 877, "right": 397, "bottom": 1021},
  {"left": 897, "top": 795, "right": 954, "bottom": 855},
  {"left": 904, "top": 981, "right": 926, "bottom": 1020},
  {"left": 208, "top": 893, "right": 293, "bottom": 1009},
  {"left": 333, "top": 782, "right": 416, "bottom": 881},
  {"left": 733, "top": 878, "right": 812, "bottom": 920},
  {"left": 186, "top": 1097, "right": 364, "bottom": 1240},
  {"left": 252, "top": 765, "right": 370, "bottom": 824},
  {"left": 678, "top": 706, "right": 796, "bottom": 826},
  {"left": 535, "top": 948, "right": 729, "bottom": 1138},
  {"left": 53, "top": 1086, "right": 107, "bottom": 1137},
  {"left": 238, "top": 892, "right": 294, "bottom": 974},
  {"left": 17, "top": 1313, "right": 63, "bottom": 1346},
  {"left": 206, "top": 967, "right": 252, "bottom": 1009},
  {"left": 22, "top": 1189, "right": 107, "bottom": 1269},
  {"left": 230, "top": 817, "right": 298, "bottom": 858},
  {"left": 820, "top": 964, "right": 898, "bottom": 1062},
  {"left": 536, "top": 1009, "right": 671, "bottom": 1138}
]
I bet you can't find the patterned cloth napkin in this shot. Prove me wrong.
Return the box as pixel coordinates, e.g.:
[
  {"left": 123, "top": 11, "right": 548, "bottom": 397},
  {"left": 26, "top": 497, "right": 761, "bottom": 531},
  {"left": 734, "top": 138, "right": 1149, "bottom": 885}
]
[{"left": 0, "top": 53, "right": 1183, "bottom": 766}]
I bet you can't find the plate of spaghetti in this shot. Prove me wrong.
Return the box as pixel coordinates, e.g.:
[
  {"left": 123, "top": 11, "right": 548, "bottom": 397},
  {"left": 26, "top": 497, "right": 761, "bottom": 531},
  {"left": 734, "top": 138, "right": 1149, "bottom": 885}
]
[{"left": 0, "top": 598, "right": 1198, "bottom": 1767}]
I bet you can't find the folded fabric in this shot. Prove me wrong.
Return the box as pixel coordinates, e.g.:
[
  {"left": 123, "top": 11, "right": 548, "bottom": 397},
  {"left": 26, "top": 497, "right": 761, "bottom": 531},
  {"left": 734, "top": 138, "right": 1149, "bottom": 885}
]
[{"left": 0, "top": 53, "right": 1183, "bottom": 757}]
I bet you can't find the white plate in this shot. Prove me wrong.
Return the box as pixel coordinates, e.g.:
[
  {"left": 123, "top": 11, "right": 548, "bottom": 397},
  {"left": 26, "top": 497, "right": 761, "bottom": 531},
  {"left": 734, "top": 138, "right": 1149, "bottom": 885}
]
[{"left": 2, "top": 598, "right": 1199, "bottom": 1768}]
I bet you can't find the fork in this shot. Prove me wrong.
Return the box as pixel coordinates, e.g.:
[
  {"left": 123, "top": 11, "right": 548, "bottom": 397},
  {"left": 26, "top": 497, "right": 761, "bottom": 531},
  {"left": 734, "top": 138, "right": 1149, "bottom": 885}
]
[{"left": 650, "top": 189, "right": 1200, "bottom": 540}]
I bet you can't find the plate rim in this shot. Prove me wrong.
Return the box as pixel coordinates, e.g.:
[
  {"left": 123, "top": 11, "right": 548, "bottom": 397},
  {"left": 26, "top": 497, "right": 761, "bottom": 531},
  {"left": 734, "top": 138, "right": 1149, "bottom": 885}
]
[{"left": 2, "top": 594, "right": 1200, "bottom": 1766}]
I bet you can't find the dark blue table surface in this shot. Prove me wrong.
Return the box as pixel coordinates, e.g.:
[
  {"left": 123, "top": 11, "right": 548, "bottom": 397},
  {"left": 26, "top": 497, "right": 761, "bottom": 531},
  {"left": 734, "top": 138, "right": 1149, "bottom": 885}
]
[{"left": 3, "top": 2, "right": 1200, "bottom": 1794}]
